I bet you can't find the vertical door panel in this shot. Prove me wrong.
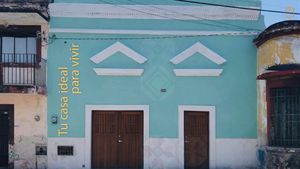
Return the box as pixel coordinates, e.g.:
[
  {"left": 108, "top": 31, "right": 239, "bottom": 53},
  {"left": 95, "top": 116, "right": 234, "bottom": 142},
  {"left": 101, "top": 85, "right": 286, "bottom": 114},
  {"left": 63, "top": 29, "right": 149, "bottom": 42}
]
[
  {"left": 118, "top": 112, "right": 143, "bottom": 169},
  {"left": 184, "top": 111, "right": 209, "bottom": 169},
  {"left": 0, "top": 111, "right": 9, "bottom": 167},
  {"left": 92, "top": 111, "right": 118, "bottom": 169}
]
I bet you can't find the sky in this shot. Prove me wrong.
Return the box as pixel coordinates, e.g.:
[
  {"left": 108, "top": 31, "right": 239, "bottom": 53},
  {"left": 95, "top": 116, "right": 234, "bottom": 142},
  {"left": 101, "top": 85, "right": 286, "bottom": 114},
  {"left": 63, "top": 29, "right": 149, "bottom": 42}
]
[{"left": 263, "top": 0, "right": 300, "bottom": 26}]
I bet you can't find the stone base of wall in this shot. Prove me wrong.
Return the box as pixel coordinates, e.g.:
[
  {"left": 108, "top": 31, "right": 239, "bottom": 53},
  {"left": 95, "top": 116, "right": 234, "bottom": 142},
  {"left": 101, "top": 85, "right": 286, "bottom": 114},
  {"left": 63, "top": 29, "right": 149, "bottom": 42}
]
[
  {"left": 258, "top": 146, "right": 300, "bottom": 169},
  {"left": 13, "top": 135, "right": 47, "bottom": 169},
  {"left": 48, "top": 138, "right": 258, "bottom": 169}
]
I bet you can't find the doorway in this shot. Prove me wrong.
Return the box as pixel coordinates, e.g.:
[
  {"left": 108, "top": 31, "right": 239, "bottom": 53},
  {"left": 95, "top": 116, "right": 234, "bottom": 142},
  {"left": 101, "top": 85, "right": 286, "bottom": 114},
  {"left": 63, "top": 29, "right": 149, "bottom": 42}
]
[
  {"left": 184, "top": 111, "right": 209, "bottom": 169},
  {"left": 92, "top": 111, "right": 143, "bottom": 169},
  {"left": 0, "top": 105, "right": 13, "bottom": 168}
]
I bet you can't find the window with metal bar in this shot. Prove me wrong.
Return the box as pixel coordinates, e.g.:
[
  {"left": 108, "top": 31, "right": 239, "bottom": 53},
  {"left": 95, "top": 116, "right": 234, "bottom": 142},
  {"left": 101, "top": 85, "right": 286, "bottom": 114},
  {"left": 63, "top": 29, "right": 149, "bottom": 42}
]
[
  {"left": 1, "top": 37, "right": 37, "bottom": 63},
  {"left": 0, "top": 26, "right": 43, "bottom": 88},
  {"left": 0, "top": 36, "right": 37, "bottom": 86},
  {"left": 269, "top": 84, "right": 300, "bottom": 148}
]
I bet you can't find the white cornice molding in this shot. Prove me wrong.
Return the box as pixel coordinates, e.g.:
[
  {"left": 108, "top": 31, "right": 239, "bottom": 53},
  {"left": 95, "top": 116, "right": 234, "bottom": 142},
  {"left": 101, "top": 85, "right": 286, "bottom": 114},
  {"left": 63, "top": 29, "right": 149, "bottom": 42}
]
[
  {"left": 173, "top": 69, "right": 223, "bottom": 77},
  {"left": 93, "top": 68, "right": 144, "bottom": 76},
  {"left": 50, "top": 28, "right": 259, "bottom": 36},
  {"left": 170, "top": 42, "right": 226, "bottom": 65},
  {"left": 49, "top": 3, "right": 260, "bottom": 20},
  {"left": 90, "top": 42, "right": 147, "bottom": 64}
]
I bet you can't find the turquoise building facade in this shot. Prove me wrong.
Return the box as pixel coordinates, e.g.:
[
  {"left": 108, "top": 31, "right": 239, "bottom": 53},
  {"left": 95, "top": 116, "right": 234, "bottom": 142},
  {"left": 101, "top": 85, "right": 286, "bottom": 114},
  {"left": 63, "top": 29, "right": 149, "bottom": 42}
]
[{"left": 47, "top": 0, "right": 265, "bottom": 168}]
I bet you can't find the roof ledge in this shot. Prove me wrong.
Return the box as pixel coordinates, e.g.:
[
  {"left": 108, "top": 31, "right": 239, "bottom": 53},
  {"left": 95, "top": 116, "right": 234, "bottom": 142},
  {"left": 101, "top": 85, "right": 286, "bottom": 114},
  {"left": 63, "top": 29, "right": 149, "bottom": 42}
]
[{"left": 254, "top": 20, "right": 300, "bottom": 47}]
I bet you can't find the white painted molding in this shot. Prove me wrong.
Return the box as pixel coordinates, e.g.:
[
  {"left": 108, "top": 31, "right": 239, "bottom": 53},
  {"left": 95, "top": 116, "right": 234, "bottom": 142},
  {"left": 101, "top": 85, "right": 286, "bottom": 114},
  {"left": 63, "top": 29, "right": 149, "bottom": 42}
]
[
  {"left": 173, "top": 69, "right": 223, "bottom": 77},
  {"left": 90, "top": 42, "right": 147, "bottom": 64},
  {"left": 93, "top": 68, "right": 144, "bottom": 76},
  {"left": 170, "top": 42, "right": 226, "bottom": 65},
  {"left": 50, "top": 28, "right": 259, "bottom": 36},
  {"left": 85, "top": 105, "right": 150, "bottom": 169},
  {"left": 49, "top": 3, "right": 260, "bottom": 20},
  {"left": 178, "top": 105, "right": 216, "bottom": 169}
]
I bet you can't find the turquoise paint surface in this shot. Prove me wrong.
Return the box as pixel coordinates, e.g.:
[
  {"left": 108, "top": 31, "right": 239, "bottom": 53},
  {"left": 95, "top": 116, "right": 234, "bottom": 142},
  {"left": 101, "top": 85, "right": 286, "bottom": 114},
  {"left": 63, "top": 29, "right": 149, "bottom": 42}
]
[
  {"left": 48, "top": 0, "right": 264, "bottom": 139},
  {"left": 50, "top": 18, "right": 264, "bottom": 32},
  {"left": 48, "top": 34, "right": 258, "bottom": 138}
]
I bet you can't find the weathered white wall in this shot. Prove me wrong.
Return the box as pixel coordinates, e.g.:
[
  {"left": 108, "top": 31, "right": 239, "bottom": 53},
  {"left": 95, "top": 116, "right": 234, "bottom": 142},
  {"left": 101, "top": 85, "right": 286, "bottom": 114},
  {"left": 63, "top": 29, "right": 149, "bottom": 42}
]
[
  {"left": 0, "top": 94, "right": 47, "bottom": 169},
  {"left": 216, "top": 139, "right": 258, "bottom": 169},
  {"left": 48, "top": 137, "right": 257, "bottom": 169},
  {"left": 0, "top": 13, "right": 47, "bottom": 26},
  {"left": 48, "top": 138, "right": 86, "bottom": 169}
]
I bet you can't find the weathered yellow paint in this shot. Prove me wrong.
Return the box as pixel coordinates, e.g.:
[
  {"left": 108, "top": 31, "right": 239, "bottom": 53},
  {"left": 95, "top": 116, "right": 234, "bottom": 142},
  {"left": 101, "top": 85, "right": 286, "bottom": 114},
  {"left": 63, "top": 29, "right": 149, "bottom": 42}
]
[
  {"left": 0, "top": 94, "right": 47, "bottom": 169},
  {"left": 257, "top": 81, "right": 267, "bottom": 145},
  {"left": 257, "top": 35, "right": 300, "bottom": 75},
  {"left": 256, "top": 34, "right": 300, "bottom": 146}
]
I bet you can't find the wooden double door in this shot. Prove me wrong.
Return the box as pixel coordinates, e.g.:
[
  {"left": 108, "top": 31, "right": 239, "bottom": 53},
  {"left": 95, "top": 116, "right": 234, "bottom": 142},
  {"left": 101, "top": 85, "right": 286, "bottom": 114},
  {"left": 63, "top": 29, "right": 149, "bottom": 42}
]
[
  {"left": 184, "top": 111, "right": 209, "bottom": 169},
  {"left": 92, "top": 111, "right": 143, "bottom": 169}
]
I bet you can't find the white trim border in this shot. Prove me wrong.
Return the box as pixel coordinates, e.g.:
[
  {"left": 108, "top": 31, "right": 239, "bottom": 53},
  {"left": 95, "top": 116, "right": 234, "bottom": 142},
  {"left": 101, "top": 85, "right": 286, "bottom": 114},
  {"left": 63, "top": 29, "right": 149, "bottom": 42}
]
[
  {"left": 174, "top": 69, "right": 223, "bottom": 77},
  {"left": 49, "top": 3, "right": 260, "bottom": 20},
  {"left": 50, "top": 28, "right": 260, "bottom": 36},
  {"left": 85, "top": 105, "right": 150, "bottom": 169},
  {"left": 90, "top": 42, "right": 147, "bottom": 64},
  {"left": 93, "top": 68, "right": 144, "bottom": 76},
  {"left": 178, "top": 105, "right": 216, "bottom": 169},
  {"left": 170, "top": 42, "right": 226, "bottom": 65}
]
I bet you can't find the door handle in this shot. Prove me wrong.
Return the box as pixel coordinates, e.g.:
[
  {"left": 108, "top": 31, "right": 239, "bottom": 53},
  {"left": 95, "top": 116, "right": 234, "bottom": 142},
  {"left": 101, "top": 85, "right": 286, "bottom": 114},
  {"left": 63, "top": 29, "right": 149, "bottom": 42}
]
[
  {"left": 184, "top": 140, "right": 190, "bottom": 143},
  {"left": 118, "top": 139, "right": 123, "bottom": 143}
]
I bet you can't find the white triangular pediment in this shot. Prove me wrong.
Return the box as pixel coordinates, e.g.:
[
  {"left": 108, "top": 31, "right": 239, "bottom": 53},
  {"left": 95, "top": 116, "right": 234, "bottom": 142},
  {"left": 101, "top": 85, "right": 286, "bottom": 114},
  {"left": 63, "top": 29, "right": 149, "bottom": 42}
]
[
  {"left": 170, "top": 42, "right": 226, "bottom": 65},
  {"left": 90, "top": 42, "right": 147, "bottom": 64}
]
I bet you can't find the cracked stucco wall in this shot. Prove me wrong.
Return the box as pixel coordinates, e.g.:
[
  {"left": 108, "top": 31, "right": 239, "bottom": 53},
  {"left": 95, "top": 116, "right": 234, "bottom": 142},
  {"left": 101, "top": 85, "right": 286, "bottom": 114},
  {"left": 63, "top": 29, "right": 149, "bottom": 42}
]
[
  {"left": 0, "top": 8, "right": 49, "bottom": 169},
  {"left": 0, "top": 94, "right": 47, "bottom": 169},
  {"left": 257, "top": 35, "right": 300, "bottom": 146}
]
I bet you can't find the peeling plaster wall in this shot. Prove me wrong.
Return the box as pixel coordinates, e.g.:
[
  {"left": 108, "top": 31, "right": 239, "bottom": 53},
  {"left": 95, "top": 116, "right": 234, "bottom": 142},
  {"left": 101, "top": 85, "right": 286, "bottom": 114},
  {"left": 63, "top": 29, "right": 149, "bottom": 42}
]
[
  {"left": 41, "top": 24, "right": 49, "bottom": 60},
  {"left": 257, "top": 35, "right": 300, "bottom": 75},
  {"left": 0, "top": 94, "right": 47, "bottom": 169},
  {"left": 0, "top": 6, "right": 49, "bottom": 169},
  {"left": 257, "top": 80, "right": 267, "bottom": 146},
  {"left": 256, "top": 35, "right": 300, "bottom": 145}
]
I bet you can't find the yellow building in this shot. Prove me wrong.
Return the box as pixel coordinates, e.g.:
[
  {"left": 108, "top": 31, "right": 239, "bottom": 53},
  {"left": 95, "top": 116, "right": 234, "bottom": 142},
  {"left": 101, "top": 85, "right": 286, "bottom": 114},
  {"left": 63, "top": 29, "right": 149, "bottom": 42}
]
[{"left": 254, "top": 20, "right": 300, "bottom": 168}]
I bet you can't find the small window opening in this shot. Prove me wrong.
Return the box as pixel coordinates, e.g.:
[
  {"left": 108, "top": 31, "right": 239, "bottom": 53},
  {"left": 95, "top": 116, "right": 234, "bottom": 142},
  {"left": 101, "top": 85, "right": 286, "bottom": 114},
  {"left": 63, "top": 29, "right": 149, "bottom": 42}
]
[{"left": 57, "top": 146, "right": 74, "bottom": 156}]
